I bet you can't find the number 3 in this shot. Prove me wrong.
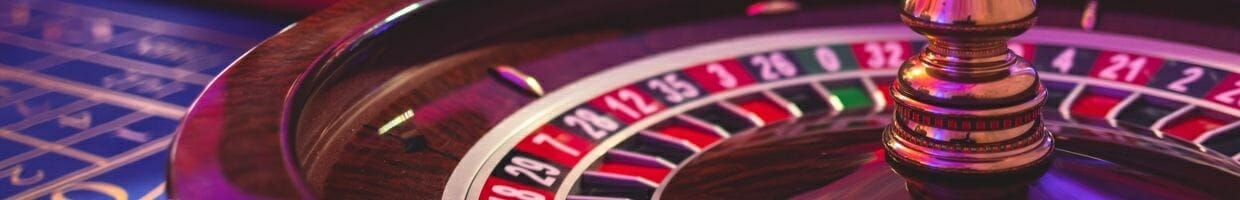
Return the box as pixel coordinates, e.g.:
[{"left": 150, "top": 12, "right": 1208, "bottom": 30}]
[{"left": 706, "top": 63, "right": 738, "bottom": 88}]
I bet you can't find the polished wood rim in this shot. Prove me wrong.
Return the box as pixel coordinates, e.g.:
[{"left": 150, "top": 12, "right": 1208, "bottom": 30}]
[{"left": 169, "top": 0, "right": 416, "bottom": 198}]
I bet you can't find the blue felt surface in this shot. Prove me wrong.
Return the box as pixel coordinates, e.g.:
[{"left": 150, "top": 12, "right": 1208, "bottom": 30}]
[
  {"left": 70, "top": 116, "right": 180, "bottom": 158},
  {"left": 0, "top": 154, "right": 92, "bottom": 196},
  {"left": 0, "top": 43, "right": 48, "bottom": 66},
  {"left": 0, "top": 0, "right": 296, "bottom": 198}
]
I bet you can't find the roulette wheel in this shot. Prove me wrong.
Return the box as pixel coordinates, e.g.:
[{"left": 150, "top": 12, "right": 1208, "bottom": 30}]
[{"left": 169, "top": 0, "right": 1240, "bottom": 199}]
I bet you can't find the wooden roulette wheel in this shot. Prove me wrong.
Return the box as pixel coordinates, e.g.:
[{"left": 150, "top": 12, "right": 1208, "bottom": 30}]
[{"left": 169, "top": 0, "right": 1240, "bottom": 199}]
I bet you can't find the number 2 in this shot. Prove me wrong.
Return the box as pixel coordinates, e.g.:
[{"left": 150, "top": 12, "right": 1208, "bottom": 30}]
[{"left": 1167, "top": 67, "right": 1203, "bottom": 93}]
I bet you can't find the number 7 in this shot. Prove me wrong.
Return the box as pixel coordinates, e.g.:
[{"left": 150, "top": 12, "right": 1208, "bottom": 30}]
[{"left": 532, "top": 133, "right": 581, "bottom": 157}]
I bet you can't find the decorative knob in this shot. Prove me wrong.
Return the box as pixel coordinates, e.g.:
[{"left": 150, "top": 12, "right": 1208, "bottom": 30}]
[{"left": 884, "top": 0, "right": 1052, "bottom": 179}]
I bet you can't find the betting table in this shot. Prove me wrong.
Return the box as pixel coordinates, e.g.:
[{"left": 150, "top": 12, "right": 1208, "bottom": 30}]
[{"left": 0, "top": 0, "right": 294, "bottom": 198}]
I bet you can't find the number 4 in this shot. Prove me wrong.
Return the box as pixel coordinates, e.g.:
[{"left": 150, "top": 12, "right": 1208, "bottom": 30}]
[{"left": 1051, "top": 48, "right": 1076, "bottom": 73}]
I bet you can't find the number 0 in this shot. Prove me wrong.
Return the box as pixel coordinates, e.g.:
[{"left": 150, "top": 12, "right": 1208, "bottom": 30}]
[{"left": 815, "top": 46, "right": 841, "bottom": 72}]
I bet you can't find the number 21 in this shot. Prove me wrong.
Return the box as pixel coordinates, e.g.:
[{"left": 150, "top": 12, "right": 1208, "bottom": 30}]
[{"left": 1099, "top": 54, "right": 1148, "bottom": 82}]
